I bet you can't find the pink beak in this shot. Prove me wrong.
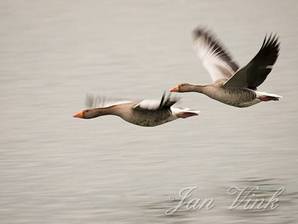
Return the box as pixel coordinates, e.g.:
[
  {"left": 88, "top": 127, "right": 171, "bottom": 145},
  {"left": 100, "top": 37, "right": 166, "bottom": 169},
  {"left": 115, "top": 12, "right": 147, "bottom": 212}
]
[
  {"left": 169, "top": 86, "right": 179, "bottom": 92},
  {"left": 73, "top": 111, "right": 84, "bottom": 118}
]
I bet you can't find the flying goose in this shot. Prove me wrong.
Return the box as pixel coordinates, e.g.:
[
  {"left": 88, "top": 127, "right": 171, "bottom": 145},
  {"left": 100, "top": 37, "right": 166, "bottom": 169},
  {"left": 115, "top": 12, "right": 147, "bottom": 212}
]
[
  {"left": 170, "top": 27, "right": 282, "bottom": 107},
  {"left": 73, "top": 93, "right": 199, "bottom": 127}
]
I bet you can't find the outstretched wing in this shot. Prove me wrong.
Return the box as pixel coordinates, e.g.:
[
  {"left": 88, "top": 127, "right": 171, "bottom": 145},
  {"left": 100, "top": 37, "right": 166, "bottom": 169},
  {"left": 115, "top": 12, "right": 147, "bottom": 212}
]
[
  {"left": 133, "top": 92, "right": 179, "bottom": 112},
  {"left": 224, "top": 34, "right": 279, "bottom": 89},
  {"left": 85, "top": 94, "right": 133, "bottom": 108},
  {"left": 192, "top": 27, "right": 239, "bottom": 82}
]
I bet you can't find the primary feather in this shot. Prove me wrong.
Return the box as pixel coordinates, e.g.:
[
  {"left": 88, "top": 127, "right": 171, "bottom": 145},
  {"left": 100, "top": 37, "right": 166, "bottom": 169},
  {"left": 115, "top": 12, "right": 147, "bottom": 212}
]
[
  {"left": 133, "top": 92, "right": 180, "bottom": 112},
  {"left": 192, "top": 27, "right": 239, "bottom": 82},
  {"left": 224, "top": 34, "right": 280, "bottom": 89},
  {"left": 85, "top": 93, "right": 133, "bottom": 108}
]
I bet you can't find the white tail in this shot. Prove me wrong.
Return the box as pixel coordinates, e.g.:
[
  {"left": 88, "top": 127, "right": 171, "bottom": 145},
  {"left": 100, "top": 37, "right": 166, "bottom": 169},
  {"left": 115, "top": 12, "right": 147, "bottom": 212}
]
[
  {"left": 172, "top": 107, "right": 200, "bottom": 118},
  {"left": 255, "top": 91, "right": 282, "bottom": 101}
]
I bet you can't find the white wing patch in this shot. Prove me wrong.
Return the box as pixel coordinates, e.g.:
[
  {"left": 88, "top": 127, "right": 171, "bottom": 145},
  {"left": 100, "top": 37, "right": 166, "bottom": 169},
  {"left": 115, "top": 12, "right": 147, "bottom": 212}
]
[
  {"left": 133, "top": 99, "right": 161, "bottom": 110},
  {"left": 192, "top": 28, "right": 239, "bottom": 82}
]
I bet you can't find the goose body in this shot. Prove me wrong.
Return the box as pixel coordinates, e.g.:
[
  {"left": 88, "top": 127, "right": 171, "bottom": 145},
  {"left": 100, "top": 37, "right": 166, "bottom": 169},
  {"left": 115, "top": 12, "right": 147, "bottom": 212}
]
[
  {"left": 200, "top": 83, "right": 258, "bottom": 107},
  {"left": 170, "top": 27, "right": 281, "bottom": 107},
  {"left": 73, "top": 93, "right": 199, "bottom": 127},
  {"left": 196, "top": 80, "right": 280, "bottom": 108}
]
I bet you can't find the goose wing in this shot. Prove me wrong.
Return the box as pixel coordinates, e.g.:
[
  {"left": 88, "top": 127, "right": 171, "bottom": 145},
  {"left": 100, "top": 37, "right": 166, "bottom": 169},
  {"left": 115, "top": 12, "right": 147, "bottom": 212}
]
[
  {"left": 133, "top": 92, "right": 179, "bottom": 112},
  {"left": 224, "top": 34, "right": 279, "bottom": 89},
  {"left": 192, "top": 27, "right": 239, "bottom": 82},
  {"left": 85, "top": 94, "right": 133, "bottom": 108}
]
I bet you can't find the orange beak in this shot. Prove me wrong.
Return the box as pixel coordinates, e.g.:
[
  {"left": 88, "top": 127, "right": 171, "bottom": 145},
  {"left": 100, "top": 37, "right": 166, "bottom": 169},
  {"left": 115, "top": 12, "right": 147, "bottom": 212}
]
[
  {"left": 73, "top": 111, "right": 84, "bottom": 118},
  {"left": 169, "top": 86, "right": 179, "bottom": 92}
]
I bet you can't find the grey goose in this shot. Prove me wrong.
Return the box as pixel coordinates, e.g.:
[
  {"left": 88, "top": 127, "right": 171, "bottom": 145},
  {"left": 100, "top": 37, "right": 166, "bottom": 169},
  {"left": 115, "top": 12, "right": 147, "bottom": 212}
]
[
  {"left": 170, "top": 27, "right": 281, "bottom": 107},
  {"left": 73, "top": 93, "right": 199, "bottom": 127}
]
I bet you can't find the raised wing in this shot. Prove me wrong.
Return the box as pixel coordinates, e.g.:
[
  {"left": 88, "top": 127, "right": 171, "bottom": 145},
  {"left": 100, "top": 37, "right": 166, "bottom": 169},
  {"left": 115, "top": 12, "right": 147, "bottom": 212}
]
[
  {"left": 192, "top": 27, "right": 239, "bottom": 82},
  {"left": 224, "top": 34, "right": 279, "bottom": 89},
  {"left": 85, "top": 94, "right": 133, "bottom": 108},
  {"left": 133, "top": 92, "right": 179, "bottom": 112}
]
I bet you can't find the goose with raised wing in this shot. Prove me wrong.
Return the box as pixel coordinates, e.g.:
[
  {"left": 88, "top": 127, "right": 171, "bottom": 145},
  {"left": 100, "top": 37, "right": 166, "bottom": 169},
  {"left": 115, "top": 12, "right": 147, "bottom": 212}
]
[
  {"left": 73, "top": 93, "right": 199, "bottom": 127},
  {"left": 170, "top": 27, "right": 282, "bottom": 107}
]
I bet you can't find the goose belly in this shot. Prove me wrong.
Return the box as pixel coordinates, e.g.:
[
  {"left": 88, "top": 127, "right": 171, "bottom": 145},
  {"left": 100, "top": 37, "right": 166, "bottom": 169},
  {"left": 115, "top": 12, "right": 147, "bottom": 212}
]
[
  {"left": 121, "top": 110, "right": 175, "bottom": 127},
  {"left": 205, "top": 87, "right": 259, "bottom": 108}
]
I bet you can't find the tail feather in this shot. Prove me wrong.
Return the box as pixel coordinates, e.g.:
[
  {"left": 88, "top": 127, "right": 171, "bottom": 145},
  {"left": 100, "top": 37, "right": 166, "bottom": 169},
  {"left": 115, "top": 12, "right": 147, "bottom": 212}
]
[
  {"left": 255, "top": 91, "right": 282, "bottom": 101},
  {"left": 171, "top": 107, "right": 200, "bottom": 118}
]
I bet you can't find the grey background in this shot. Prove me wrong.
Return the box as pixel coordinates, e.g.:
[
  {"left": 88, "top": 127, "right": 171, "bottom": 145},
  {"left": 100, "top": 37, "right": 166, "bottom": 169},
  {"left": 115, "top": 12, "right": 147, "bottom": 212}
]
[{"left": 0, "top": 0, "right": 298, "bottom": 223}]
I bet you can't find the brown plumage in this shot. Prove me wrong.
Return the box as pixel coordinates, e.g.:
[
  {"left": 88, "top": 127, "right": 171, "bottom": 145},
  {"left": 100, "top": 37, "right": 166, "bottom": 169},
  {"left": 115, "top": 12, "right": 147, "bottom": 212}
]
[
  {"left": 73, "top": 93, "right": 199, "bottom": 127},
  {"left": 170, "top": 27, "right": 281, "bottom": 107}
]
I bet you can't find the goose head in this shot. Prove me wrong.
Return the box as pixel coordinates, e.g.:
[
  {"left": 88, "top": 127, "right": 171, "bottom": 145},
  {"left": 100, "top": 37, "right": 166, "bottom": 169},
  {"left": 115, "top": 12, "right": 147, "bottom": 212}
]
[
  {"left": 73, "top": 109, "right": 101, "bottom": 119},
  {"left": 170, "top": 83, "right": 207, "bottom": 93}
]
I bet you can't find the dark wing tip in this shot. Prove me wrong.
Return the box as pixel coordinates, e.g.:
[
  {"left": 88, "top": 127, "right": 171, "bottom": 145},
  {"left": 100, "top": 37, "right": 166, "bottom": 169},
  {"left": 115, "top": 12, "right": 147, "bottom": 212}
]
[
  {"left": 159, "top": 92, "right": 180, "bottom": 109},
  {"left": 259, "top": 33, "right": 280, "bottom": 65},
  {"left": 192, "top": 26, "right": 215, "bottom": 42},
  {"left": 192, "top": 26, "right": 239, "bottom": 72},
  {"left": 262, "top": 34, "right": 280, "bottom": 52},
  {"left": 192, "top": 26, "right": 206, "bottom": 39},
  {"left": 245, "top": 33, "right": 280, "bottom": 89}
]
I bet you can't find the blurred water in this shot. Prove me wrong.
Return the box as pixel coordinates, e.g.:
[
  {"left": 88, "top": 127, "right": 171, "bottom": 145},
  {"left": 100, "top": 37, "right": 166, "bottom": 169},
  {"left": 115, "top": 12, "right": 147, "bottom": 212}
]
[{"left": 0, "top": 0, "right": 298, "bottom": 223}]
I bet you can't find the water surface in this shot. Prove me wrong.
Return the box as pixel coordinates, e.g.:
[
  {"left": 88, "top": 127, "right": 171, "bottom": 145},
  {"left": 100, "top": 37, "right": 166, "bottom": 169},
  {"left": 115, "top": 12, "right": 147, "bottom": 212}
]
[{"left": 1, "top": 0, "right": 298, "bottom": 223}]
